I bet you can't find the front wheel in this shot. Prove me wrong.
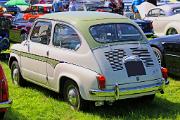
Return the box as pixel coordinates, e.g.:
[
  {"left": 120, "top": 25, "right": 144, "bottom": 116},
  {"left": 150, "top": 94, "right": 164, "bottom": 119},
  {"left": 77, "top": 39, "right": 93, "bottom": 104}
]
[
  {"left": 11, "top": 61, "right": 26, "bottom": 86},
  {"left": 63, "top": 80, "right": 87, "bottom": 110},
  {"left": 152, "top": 47, "right": 162, "bottom": 66}
]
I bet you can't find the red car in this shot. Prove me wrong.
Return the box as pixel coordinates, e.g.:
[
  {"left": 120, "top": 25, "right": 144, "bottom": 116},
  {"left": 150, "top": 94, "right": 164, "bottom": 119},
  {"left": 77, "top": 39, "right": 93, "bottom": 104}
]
[{"left": 0, "top": 64, "right": 12, "bottom": 119}]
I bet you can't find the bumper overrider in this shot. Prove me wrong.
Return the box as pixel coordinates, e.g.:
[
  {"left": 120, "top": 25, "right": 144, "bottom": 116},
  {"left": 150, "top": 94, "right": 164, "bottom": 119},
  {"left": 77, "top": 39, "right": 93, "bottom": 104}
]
[
  {"left": 0, "top": 100, "right": 12, "bottom": 109},
  {"left": 89, "top": 78, "right": 169, "bottom": 100}
]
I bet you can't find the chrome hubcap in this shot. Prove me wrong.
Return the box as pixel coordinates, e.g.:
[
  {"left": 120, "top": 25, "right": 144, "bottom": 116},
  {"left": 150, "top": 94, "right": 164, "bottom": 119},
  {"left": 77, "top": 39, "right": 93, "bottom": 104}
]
[
  {"left": 12, "top": 68, "right": 19, "bottom": 85},
  {"left": 68, "top": 88, "right": 79, "bottom": 107}
]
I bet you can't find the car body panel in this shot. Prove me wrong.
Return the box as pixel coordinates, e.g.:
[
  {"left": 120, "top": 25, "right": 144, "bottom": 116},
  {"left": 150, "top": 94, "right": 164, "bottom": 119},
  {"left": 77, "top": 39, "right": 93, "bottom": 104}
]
[
  {"left": 10, "top": 12, "right": 166, "bottom": 101},
  {"left": 149, "top": 34, "right": 180, "bottom": 76},
  {"left": 9, "top": 13, "right": 35, "bottom": 43},
  {"left": 0, "top": 64, "right": 12, "bottom": 117}
]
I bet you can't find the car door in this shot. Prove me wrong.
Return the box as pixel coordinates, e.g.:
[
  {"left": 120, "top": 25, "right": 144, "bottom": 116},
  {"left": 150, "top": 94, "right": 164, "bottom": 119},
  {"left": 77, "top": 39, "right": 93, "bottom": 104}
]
[
  {"left": 164, "top": 40, "right": 180, "bottom": 76},
  {"left": 20, "top": 20, "right": 52, "bottom": 84},
  {"left": 47, "top": 22, "right": 81, "bottom": 88}
]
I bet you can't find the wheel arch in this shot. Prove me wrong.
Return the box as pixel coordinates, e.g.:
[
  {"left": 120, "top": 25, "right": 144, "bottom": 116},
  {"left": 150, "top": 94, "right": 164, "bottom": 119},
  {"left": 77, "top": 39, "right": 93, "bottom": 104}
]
[
  {"left": 9, "top": 56, "right": 18, "bottom": 69},
  {"left": 58, "top": 75, "right": 85, "bottom": 99},
  {"left": 164, "top": 22, "right": 180, "bottom": 35},
  {"left": 151, "top": 46, "right": 166, "bottom": 67}
]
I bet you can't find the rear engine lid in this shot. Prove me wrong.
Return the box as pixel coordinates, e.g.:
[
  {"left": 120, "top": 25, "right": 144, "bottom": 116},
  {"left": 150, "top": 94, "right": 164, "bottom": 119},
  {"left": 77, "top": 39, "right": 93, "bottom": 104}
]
[{"left": 92, "top": 43, "right": 162, "bottom": 86}]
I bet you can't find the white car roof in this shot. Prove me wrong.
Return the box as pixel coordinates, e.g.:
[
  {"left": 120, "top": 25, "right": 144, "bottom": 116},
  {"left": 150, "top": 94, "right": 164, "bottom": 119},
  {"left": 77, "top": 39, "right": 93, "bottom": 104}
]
[
  {"left": 137, "top": 2, "right": 180, "bottom": 18},
  {"left": 32, "top": 4, "right": 52, "bottom": 7}
]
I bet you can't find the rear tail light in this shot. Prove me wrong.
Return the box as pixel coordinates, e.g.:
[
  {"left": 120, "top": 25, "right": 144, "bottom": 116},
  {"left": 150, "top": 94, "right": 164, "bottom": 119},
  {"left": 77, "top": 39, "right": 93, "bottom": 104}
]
[
  {"left": 161, "top": 67, "right": 168, "bottom": 79},
  {"left": 0, "top": 65, "right": 9, "bottom": 102},
  {"left": 97, "top": 74, "right": 106, "bottom": 90}
]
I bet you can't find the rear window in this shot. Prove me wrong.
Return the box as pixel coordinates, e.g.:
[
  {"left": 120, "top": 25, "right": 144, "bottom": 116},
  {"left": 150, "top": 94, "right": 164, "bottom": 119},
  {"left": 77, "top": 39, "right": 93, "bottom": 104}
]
[{"left": 90, "top": 23, "right": 143, "bottom": 43}]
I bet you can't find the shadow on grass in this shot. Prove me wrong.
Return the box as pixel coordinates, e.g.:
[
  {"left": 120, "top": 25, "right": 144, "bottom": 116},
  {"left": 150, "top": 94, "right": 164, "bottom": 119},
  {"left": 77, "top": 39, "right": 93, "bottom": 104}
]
[
  {"left": 83, "top": 97, "right": 180, "bottom": 120},
  {"left": 23, "top": 81, "right": 180, "bottom": 119},
  {"left": 4, "top": 108, "right": 27, "bottom": 120},
  {"left": 1, "top": 59, "right": 179, "bottom": 119}
]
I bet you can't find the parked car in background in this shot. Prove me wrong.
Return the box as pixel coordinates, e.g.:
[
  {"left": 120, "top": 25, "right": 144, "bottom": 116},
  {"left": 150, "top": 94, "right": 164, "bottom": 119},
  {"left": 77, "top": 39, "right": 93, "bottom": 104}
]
[
  {"left": 0, "top": 16, "right": 11, "bottom": 52},
  {"left": 9, "top": 12, "right": 168, "bottom": 110},
  {"left": 137, "top": 2, "right": 180, "bottom": 36},
  {"left": 29, "top": 4, "right": 52, "bottom": 13},
  {"left": 0, "top": 64, "right": 12, "bottom": 119},
  {"left": 4, "top": 5, "right": 21, "bottom": 16},
  {"left": 9, "top": 13, "right": 35, "bottom": 43},
  {"left": 149, "top": 34, "right": 180, "bottom": 77}
]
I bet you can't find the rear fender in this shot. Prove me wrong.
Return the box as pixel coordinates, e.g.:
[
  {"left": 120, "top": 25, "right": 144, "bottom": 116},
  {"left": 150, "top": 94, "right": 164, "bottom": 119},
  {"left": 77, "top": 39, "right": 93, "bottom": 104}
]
[{"left": 54, "top": 63, "right": 99, "bottom": 100}]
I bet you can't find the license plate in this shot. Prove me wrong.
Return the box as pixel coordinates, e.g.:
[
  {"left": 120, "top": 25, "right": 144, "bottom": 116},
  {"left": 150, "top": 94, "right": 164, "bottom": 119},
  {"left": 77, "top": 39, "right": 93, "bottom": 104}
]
[{"left": 125, "top": 61, "right": 146, "bottom": 77}]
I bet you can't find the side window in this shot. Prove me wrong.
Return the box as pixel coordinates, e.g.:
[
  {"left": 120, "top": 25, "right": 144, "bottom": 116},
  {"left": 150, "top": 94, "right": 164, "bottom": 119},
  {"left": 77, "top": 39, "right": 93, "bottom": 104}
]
[
  {"left": 148, "top": 9, "right": 160, "bottom": 17},
  {"left": 30, "top": 21, "right": 52, "bottom": 45},
  {"left": 53, "top": 24, "right": 81, "bottom": 50}
]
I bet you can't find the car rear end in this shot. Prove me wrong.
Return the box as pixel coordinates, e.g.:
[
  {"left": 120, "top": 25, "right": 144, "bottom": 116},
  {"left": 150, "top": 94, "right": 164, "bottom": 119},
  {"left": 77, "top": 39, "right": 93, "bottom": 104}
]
[
  {"left": 134, "top": 19, "right": 154, "bottom": 37},
  {"left": 0, "top": 64, "right": 12, "bottom": 118},
  {"left": 86, "top": 21, "right": 168, "bottom": 102}
]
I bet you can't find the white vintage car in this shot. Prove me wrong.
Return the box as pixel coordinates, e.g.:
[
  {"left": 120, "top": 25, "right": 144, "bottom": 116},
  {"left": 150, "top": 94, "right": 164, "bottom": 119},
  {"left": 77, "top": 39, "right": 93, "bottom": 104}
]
[
  {"left": 137, "top": 2, "right": 180, "bottom": 36},
  {"left": 9, "top": 12, "right": 168, "bottom": 110}
]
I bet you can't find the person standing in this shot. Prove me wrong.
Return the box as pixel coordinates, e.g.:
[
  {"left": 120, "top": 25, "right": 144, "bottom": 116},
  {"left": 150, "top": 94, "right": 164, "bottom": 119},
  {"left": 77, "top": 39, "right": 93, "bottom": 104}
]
[
  {"left": 131, "top": 0, "right": 144, "bottom": 19},
  {"left": 116, "top": 0, "right": 124, "bottom": 15},
  {"left": 52, "top": 0, "right": 64, "bottom": 12},
  {"left": 68, "top": 0, "right": 77, "bottom": 11}
]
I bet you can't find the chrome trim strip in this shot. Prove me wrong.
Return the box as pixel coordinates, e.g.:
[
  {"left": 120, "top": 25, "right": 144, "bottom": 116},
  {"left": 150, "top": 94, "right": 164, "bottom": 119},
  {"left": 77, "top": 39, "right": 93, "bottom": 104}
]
[
  {"left": 166, "top": 54, "right": 180, "bottom": 58},
  {"left": 0, "top": 100, "right": 12, "bottom": 108}
]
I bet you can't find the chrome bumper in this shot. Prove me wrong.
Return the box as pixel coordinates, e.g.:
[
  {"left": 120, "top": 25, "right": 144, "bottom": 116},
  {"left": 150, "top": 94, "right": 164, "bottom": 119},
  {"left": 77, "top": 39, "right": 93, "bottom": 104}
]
[
  {"left": 0, "top": 100, "right": 12, "bottom": 109},
  {"left": 89, "top": 79, "right": 168, "bottom": 100},
  {"left": 144, "top": 32, "right": 154, "bottom": 36}
]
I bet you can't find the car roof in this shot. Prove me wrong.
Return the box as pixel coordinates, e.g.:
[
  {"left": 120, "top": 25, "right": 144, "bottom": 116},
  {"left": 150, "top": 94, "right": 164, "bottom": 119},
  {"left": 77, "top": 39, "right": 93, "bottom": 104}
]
[
  {"left": 40, "top": 11, "right": 127, "bottom": 24},
  {"left": 32, "top": 4, "right": 52, "bottom": 7},
  {"left": 156, "top": 3, "right": 180, "bottom": 11}
]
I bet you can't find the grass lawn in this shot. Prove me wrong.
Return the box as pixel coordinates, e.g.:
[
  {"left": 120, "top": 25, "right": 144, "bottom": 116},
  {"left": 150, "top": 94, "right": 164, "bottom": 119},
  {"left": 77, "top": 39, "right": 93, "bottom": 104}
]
[{"left": 0, "top": 60, "right": 180, "bottom": 120}]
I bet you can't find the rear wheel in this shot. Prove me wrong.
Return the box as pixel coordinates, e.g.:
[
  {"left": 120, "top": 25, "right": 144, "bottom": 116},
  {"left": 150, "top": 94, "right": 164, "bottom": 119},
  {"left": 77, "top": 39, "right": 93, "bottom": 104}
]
[
  {"left": 152, "top": 47, "right": 162, "bottom": 66},
  {"left": 11, "top": 61, "right": 26, "bottom": 87},
  {"left": 63, "top": 80, "right": 88, "bottom": 110},
  {"left": 167, "top": 28, "right": 178, "bottom": 35}
]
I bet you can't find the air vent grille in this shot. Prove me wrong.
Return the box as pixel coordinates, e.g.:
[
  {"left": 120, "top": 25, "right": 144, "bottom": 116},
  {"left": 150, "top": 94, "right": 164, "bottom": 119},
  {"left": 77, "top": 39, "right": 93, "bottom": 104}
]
[
  {"left": 105, "top": 49, "right": 126, "bottom": 71},
  {"left": 131, "top": 48, "right": 154, "bottom": 67}
]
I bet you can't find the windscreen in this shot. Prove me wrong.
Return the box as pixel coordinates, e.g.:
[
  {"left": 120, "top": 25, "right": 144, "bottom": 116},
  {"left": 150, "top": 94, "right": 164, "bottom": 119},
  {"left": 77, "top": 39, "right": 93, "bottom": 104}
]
[{"left": 90, "top": 23, "right": 144, "bottom": 43}]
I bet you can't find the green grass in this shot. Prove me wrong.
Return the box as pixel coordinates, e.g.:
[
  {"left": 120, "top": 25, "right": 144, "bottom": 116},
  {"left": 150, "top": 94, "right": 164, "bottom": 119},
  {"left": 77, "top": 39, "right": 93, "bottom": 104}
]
[{"left": 0, "top": 60, "right": 180, "bottom": 120}]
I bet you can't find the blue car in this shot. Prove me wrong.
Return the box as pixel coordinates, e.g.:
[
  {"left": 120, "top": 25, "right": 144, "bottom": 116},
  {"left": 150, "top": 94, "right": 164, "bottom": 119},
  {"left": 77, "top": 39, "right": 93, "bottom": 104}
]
[
  {"left": 149, "top": 34, "right": 180, "bottom": 77},
  {"left": 0, "top": 17, "right": 10, "bottom": 52}
]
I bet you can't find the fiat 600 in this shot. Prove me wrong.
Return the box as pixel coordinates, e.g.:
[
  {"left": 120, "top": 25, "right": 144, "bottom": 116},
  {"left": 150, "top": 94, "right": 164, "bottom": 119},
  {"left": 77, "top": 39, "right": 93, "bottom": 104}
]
[{"left": 9, "top": 12, "right": 168, "bottom": 110}]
